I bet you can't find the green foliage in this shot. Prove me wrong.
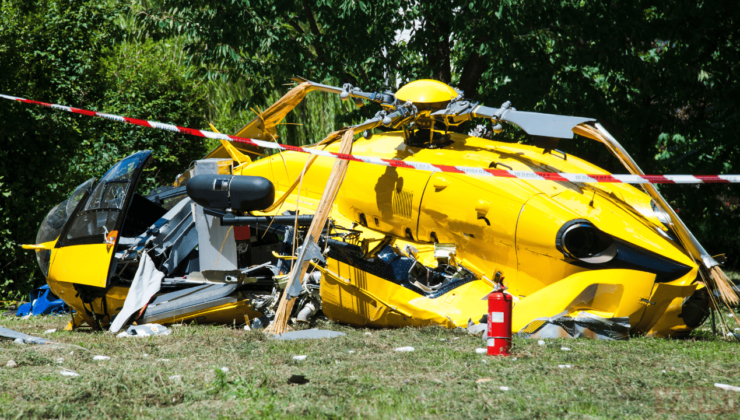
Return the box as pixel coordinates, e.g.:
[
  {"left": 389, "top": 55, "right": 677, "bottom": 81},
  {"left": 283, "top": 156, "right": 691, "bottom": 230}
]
[
  {"left": 0, "top": 0, "right": 119, "bottom": 299},
  {"left": 95, "top": 37, "right": 208, "bottom": 194},
  {"left": 0, "top": 0, "right": 208, "bottom": 299}
]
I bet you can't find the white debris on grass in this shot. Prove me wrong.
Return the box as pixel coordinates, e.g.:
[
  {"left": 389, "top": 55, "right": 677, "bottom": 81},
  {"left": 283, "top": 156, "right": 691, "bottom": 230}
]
[
  {"left": 6, "top": 360, "right": 17, "bottom": 368},
  {"left": 715, "top": 383, "right": 740, "bottom": 392},
  {"left": 537, "top": 340, "right": 545, "bottom": 346},
  {"left": 93, "top": 355, "right": 110, "bottom": 361},
  {"left": 293, "top": 355, "right": 308, "bottom": 361},
  {"left": 395, "top": 347, "right": 415, "bottom": 352},
  {"left": 558, "top": 364, "right": 572, "bottom": 369},
  {"left": 60, "top": 370, "right": 79, "bottom": 377},
  {"left": 117, "top": 324, "right": 171, "bottom": 338},
  {"left": 453, "top": 337, "right": 460, "bottom": 340},
  {"left": 662, "top": 370, "right": 667, "bottom": 373},
  {"left": 475, "top": 348, "right": 487, "bottom": 354},
  {"left": 499, "top": 386, "right": 510, "bottom": 391},
  {"left": 169, "top": 375, "right": 181, "bottom": 381},
  {"left": 512, "top": 357, "right": 518, "bottom": 361},
  {"left": 69, "top": 351, "right": 74, "bottom": 355},
  {"left": 244, "top": 324, "right": 251, "bottom": 331},
  {"left": 220, "top": 367, "right": 229, "bottom": 373},
  {"left": 157, "top": 359, "right": 170, "bottom": 362},
  {"left": 364, "top": 332, "right": 372, "bottom": 336},
  {"left": 561, "top": 347, "right": 571, "bottom": 351},
  {"left": 44, "top": 328, "right": 56, "bottom": 334},
  {"left": 440, "top": 338, "right": 446, "bottom": 341},
  {"left": 56, "top": 358, "right": 64, "bottom": 364},
  {"left": 143, "top": 354, "right": 148, "bottom": 357},
  {"left": 13, "top": 338, "right": 24, "bottom": 344},
  {"left": 348, "top": 350, "right": 355, "bottom": 354}
]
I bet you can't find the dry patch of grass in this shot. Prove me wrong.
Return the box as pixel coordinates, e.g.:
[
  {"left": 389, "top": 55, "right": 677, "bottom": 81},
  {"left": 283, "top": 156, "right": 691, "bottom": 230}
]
[{"left": 1, "top": 314, "right": 739, "bottom": 419}]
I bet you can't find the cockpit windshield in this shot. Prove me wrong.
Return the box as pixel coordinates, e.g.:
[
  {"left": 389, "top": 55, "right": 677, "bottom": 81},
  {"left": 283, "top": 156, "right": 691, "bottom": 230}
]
[
  {"left": 63, "top": 151, "right": 150, "bottom": 245},
  {"left": 35, "top": 178, "right": 95, "bottom": 276}
]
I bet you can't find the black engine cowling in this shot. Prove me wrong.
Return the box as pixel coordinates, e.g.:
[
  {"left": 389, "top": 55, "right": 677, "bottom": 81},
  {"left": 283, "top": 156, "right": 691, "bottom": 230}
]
[{"left": 186, "top": 174, "right": 275, "bottom": 212}]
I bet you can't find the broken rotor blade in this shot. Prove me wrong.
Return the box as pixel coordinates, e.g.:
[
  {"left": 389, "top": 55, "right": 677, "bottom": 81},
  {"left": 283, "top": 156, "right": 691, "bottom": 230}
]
[
  {"left": 473, "top": 105, "right": 595, "bottom": 139},
  {"left": 292, "top": 77, "right": 394, "bottom": 106},
  {"left": 292, "top": 77, "right": 343, "bottom": 95}
]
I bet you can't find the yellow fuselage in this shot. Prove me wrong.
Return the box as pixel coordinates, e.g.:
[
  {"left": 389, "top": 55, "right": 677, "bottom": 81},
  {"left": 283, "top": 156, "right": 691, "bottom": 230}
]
[{"left": 236, "top": 130, "right": 701, "bottom": 336}]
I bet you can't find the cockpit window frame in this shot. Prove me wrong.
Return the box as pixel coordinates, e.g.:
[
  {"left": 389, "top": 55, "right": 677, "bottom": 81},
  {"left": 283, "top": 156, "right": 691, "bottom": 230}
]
[{"left": 56, "top": 150, "right": 152, "bottom": 248}]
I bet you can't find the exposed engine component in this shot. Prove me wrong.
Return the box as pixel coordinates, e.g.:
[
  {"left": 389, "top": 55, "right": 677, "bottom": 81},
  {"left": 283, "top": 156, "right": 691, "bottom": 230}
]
[{"left": 186, "top": 174, "right": 275, "bottom": 212}]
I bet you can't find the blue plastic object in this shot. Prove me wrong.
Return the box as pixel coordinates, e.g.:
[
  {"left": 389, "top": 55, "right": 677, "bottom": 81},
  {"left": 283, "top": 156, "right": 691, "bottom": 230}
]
[{"left": 15, "top": 285, "right": 69, "bottom": 316}]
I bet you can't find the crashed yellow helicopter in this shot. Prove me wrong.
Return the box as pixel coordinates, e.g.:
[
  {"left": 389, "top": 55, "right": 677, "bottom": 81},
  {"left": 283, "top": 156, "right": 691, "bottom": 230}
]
[{"left": 21, "top": 77, "right": 737, "bottom": 338}]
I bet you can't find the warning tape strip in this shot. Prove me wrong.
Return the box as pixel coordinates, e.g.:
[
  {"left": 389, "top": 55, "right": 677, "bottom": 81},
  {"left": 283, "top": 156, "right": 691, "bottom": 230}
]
[{"left": 2, "top": 93, "right": 739, "bottom": 184}]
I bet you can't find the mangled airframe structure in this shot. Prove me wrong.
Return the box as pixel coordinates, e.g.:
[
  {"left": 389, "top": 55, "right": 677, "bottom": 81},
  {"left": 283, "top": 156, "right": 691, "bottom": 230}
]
[{"left": 19, "top": 77, "right": 739, "bottom": 339}]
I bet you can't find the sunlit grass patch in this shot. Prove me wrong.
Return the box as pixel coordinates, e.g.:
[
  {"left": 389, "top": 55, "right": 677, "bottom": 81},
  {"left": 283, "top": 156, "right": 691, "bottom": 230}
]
[{"left": 1, "top": 315, "right": 738, "bottom": 419}]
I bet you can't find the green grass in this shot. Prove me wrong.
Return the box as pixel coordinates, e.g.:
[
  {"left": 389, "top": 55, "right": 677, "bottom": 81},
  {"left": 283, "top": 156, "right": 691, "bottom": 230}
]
[{"left": 1, "top": 315, "right": 739, "bottom": 419}]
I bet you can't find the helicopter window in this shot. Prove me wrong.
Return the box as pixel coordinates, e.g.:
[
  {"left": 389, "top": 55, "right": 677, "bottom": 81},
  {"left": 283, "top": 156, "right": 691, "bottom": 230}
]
[
  {"left": 85, "top": 182, "right": 105, "bottom": 210},
  {"left": 37, "top": 178, "right": 95, "bottom": 243},
  {"left": 34, "top": 178, "right": 96, "bottom": 276},
  {"left": 65, "top": 210, "right": 120, "bottom": 242},
  {"left": 59, "top": 151, "right": 150, "bottom": 246},
  {"left": 85, "top": 181, "right": 130, "bottom": 211}
]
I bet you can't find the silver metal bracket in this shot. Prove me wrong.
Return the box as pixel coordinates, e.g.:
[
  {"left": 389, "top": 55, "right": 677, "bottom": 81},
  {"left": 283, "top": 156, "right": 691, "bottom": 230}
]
[{"left": 285, "top": 237, "right": 326, "bottom": 299}]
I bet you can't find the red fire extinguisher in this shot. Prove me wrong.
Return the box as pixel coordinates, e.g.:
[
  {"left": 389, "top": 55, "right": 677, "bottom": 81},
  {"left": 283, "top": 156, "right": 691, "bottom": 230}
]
[{"left": 487, "top": 274, "right": 513, "bottom": 356}]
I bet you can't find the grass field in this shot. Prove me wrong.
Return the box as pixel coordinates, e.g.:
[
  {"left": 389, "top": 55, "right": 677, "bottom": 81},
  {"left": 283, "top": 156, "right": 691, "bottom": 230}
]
[{"left": 1, "top": 314, "right": 739, "bottom": 419}]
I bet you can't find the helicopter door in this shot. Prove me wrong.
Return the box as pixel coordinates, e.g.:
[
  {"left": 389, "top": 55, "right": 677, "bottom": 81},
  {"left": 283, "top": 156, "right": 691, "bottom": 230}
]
[{"left": 48, "top": 150, "right": 152, "bottom": 288}]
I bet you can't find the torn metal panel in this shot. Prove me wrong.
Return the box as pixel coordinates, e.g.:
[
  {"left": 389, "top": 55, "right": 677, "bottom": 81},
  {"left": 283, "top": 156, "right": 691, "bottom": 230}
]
[
  {"left": 271, "top": 328, "right": 346, "bottom": 340},
  {"left": 517, "top": 311, "right": 630, "bottom": 340},
  {"left": 186, "top": 270, "right": 242, "bottom": 283},
  {"left": 0, "top": 327, "right": 53, "bottom": 345},
  {"left": 119, "top": 196, "right": 193, "bottom": 256},
  {"left": 140, "top": 283, "right": 239, "bottom": 324},
  {"left": 286, "top": 236, "right": 325, "bottom": 299},
  {"left": 110, "top": 253, "right": 164, "bottom": 333},
  {"left": 193, "top": 159, "right": 237, "bottom": 271}
]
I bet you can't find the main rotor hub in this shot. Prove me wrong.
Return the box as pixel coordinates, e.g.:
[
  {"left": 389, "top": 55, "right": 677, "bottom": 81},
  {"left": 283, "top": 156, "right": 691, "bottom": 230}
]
[{"left": 396, "top": 80, "right": 458, "bottom": 108}]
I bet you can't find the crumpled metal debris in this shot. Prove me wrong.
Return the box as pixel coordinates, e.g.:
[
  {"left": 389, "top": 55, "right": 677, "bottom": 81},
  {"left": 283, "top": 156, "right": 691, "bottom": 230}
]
[
  {"left": 467, "top": 319, "right": 487, "bottom": 336},
  {"left": 271, "top": 328, "right": 346, "bottom": 340},
  {"left": 116, "top": 323, "right": 171, "bottom": 338},
  {"left": 1, "top": 326, "right": 53, "bottom": 345},
  {"left": 60, "top": 370, "right": 80, "bottom": 377},
  {"left": 518, "top": 311, "right": 630, "bottom": 340},
  {"left": 110, "top": 253, "right": 164, "bottom": 333},
  {"left": 715, "top": 383, "right": 740, "bottom": 392}
]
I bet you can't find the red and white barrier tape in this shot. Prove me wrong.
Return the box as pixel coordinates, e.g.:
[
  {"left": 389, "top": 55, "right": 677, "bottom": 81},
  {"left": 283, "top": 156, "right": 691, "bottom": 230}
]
[{"left": 2, "top": 93, "right": 738, "bottom": 184}]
